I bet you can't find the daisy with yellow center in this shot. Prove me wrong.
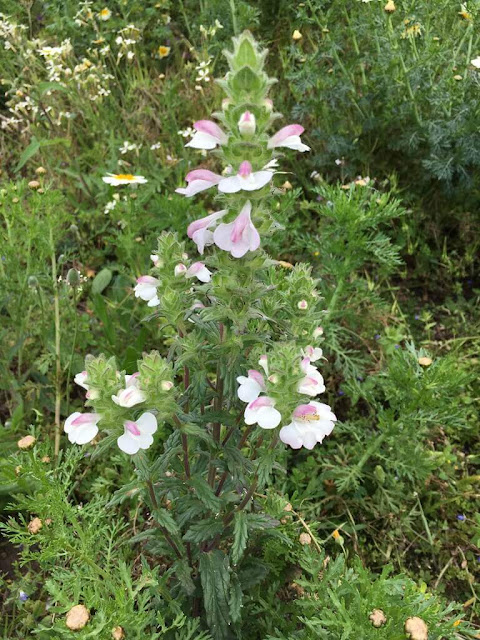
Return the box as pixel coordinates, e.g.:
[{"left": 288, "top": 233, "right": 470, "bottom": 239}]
[
  {"left": 102, "top": 174, "right": 148, "bottom": 186},
  {"left": 99, "top": 8, "right": 111, "bottom": 20},
  {"left": 459, "top": 4, "right": 472, "bottom": 20},
  {"left": 158, "top": 45, "right": 170, "bottom": 59}
]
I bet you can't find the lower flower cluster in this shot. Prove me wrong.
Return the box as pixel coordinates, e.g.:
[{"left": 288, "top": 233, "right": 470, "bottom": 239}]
[
  {"left": 64, "top": 370, "right": 169, "bottom": 454},
  {"left": 236, "top": 348, "right": 337, "bottom": 450}
]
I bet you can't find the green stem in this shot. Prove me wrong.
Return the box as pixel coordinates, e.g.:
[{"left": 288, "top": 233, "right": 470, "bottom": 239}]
[
  {"left": 65, "top": 286, "right": 79, "bottom": 416},
  {"left": 229, "top": 0, "right": 238, "bottom": 35},
  {"left": 50, "top": 227, "right": 62, "bottom": 458}
]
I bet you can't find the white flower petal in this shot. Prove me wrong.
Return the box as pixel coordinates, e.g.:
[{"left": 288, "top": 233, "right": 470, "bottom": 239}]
[{"left": 117, "top": 432, "right": 140, "bottom": 455}]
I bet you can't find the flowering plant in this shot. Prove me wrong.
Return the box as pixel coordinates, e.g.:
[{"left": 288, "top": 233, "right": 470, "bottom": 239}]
[{"left": 64, "top": 31, "right": 335, "bottom": 637}]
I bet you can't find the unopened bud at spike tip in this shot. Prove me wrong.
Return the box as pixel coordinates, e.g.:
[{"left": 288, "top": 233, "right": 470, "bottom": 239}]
[{"left": 238, "top": 111, "right": 256, "bottom": 136}]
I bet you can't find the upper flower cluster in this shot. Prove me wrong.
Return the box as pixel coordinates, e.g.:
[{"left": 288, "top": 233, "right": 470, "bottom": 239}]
[{"left": 176, "top": 31, "right": 310, "bottom": 259}]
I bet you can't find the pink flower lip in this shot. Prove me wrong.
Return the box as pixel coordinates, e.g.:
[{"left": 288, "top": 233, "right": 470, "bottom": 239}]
[
  {"left": 71, "top": 413, "right": 99, "bottom": 426},
  {"left": 301, "top": 357, "right": 311, "bottom": 370},
  {"left": 194, "top": 119, "right": 225, "bottom": 140},
  {"left": 187, "top": 210, "right": 226, "bottom": 238},
  {"left": 125, "top": 420, "right": 141, "bottom": 436},
  {"left": 272, "top": 124, "right": 305, "bottom": 144},
  {"left": 127, "top": 372, "right": 139, "bottom": 384},
  {"left": 137, "top": 275, "right": 158, "bottom": 284},
  {"left": 248, "top": 369, "right": 265, "bottom": 387},
  {"left": 189, "top": 261, "right": 205, "bottom": 274},
  {"left": 242, "top": 111, "right": 252, "bottom": 121},
  {"left": 293, "top": 404, "right": 317, "bottom": 418},
  {"left": 238, "top": 161, "right": 252, "bottom": 178},
  {"left": 249, "top": 396, "right": 274, "bottom": 409},
  {"left": 186, "top": 169, "right": 220, "bottom": 183}
]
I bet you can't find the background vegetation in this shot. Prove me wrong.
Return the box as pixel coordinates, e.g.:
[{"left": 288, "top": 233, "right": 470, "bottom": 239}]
[{"left": 0, "top": 0, "right": 479, "bottom": 637}]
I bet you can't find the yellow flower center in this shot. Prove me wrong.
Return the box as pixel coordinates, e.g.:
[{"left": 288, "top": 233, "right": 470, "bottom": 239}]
[
  {"left": 158, "top": 46, "right": 170, "bottom": 57},
  {"left": 115, "top": 174, "right": 135, "bottom": 180},
  {"left": 100, "top": 9, "right": 110, "bottom": 16}
]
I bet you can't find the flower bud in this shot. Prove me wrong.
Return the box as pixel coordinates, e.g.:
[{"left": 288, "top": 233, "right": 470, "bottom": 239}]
[
  {"left": 297, "top": 300, "right": 308, "bottom": 310},
  {"left": 313, "top": 326, "right": 324, "bottom": 338},
  {"left": 174, "top": 263, "right": 187, "bottom": 276},
  {"left": 66, "top": 268, "right": 81, "bottom": 286},
  {"left": 161, "top": 380, "right": 173, "bottom": 391},
  {"left": 262, "top": 98, "right": 273, "bottom": 112},
  {"left": 299, "top": 532, "right": 311, "bottom": 545},
  {"left": 384, "top": 0, "right": 396, "bottom": 12},
  {"left": 28, "top": 180, "right": 40, "bottom": 189},
  {"left": 18, "top": 435, "right": 36, "bottom": 449},
  {"left": 28, "top": 275, "right": 39, "bottom": 288},
  {"left": 221, "top": 98, "right": 231, "bottom": 111},
  {"left": 238, "top": 111, "right": 256, "bottom": 136}
]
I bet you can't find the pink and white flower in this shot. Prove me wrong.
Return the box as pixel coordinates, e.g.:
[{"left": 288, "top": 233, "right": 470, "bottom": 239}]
[
  {"left": 185, "top": 262, "right": 212, "bottom": 283},
  {"left": 117, "top": 412, "right": 158, "bottom": 454},
  {"left": 74, "top": 371, "right": 99, "bottom": 400},
  {"left": 185, "top": 120, "right": 228, "bottom": 150},
  {"left": 74, "top": 371, "right": 89, "bottom": 390},
  {"left": 279, "top": 402, "right": 336, "bottom": 450},
  {"left": 238, "top": 111, "right": 256, "bottom": 136},
  {"left": 217, "top": 161, "right": 273, "bottom": 194},
  {"left": 213, "top": 201, "right": 260, "bottom": 258},
  {"left": 187, "top": 210, "right": 227, "bottom": 254},
  {"left": 237, "top": 369, "right": 265, "bottom": 403},
  {"left": 303, "top": 345, "right": 323, "bottom": 361},
  {"left": 112, "top": 373, "right": 145, "bottom": 407},
  {"left": 64, "top": 412, "right": 100, "bottom": 445},
  {"left": 298, "top": 357, "right": 325, "bottom": 397},
  {"left": 244, "top": 396, "right": 281, "bottom": 429},
  {"left": 175, "top": 169, "right": 222, "bottom": 197},
  {"left": 134, "top": 276, "right": 160, "bottom": 307},
  {"left": 267, "top": 125, "right": 310, "bottom": 152}
]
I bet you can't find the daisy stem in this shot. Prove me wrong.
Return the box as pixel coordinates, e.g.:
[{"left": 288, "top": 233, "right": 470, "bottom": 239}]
[{"left": 50, "top": 227, "right": 62, "bottom": 459}]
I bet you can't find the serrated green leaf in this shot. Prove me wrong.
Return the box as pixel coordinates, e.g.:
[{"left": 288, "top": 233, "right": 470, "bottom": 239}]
[
  {"left": 183, "top": 519, "right": 224, "bottom": 543},
  {"left": 174, "top": 558, "right": 195, "bottom": 596},
  {"left": 238, "top": 559, "right": 268, "bottom": 590},
  {"left": 231, "top": 511, "right": 248, "bottom": 565},
  {"left": 188, "top": 476, "right": 221, "bottom": 511},
  {"left": 229, "top": 574, "right": 243, "bottom": 623},
  {"left": 199, "top": 551, "right": 231, "bottom": 640},
  {"left": 154, "top": 507, "right": 180, "bottom": 535}
]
